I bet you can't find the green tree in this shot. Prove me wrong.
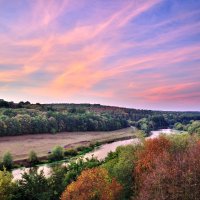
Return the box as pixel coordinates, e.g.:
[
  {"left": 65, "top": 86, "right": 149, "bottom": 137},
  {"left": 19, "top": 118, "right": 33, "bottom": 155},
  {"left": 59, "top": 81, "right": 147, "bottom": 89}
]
[
  {"left": 14, "top": 169, "right": 50, "bottom": 200},
  {"left": 3, "top": 152, "right": 13, "bottom": 170},
  {"left": 48, "top": 117, "right": 58, "bottom": 134},
  {"left": 104, "top": 145, "right": 140, "bottom": 198},
  {"left": 47, "top": 166, "right": 68, "bottom": 200}
]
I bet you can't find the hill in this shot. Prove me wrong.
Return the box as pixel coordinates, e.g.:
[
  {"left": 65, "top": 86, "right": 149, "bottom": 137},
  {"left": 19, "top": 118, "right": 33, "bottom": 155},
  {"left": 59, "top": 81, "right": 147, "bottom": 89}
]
[{"left": 0, "top": 99, "right": 200, "bottom": 136}]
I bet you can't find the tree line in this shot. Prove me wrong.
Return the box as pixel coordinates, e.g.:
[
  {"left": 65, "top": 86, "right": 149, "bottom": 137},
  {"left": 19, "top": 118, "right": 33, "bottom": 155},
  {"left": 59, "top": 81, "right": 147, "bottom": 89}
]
[
  {"left": 0, "top": 99, "right": 200, "bottom": 136},
  {"left": 0, "top": 111, "right": 128, "bottom": 136}
]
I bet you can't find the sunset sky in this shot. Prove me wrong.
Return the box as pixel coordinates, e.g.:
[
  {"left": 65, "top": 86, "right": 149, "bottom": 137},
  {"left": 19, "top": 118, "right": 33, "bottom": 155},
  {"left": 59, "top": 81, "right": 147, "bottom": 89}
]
[{"left": 0, "top": 0, "right": 200, "bottom": 111}]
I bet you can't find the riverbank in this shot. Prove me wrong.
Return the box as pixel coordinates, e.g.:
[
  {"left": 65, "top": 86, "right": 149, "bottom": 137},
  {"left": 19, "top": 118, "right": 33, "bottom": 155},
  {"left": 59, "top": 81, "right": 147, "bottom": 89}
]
[
  {"left": 12, "top": 137, "right": 137, "bottom": 180},
  {"left": 12, "top": 134, "right": 134, "bottom": 168},
  {"left": 0, "top": 127, "right": 135, "bottom": 161},
  {"left": 11, "top": 128, "right": 181, "bottom": 180}
]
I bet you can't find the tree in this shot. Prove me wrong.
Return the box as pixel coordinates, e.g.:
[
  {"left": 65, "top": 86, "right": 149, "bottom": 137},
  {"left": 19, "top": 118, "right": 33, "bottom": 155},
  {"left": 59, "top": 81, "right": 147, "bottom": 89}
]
[
  {"left": 61, "top": 168, "right": 122, "bottom": 200},
  {"left": 0, "top": 120, "right": 6, "bottom": 136},
  {"left": 188, "top": 121, "right": 200, "bottom": 135},
  {"left": 135, "top": 136, "right": 172, "bottom": 175},
  {"left": 48, "top": 117, "right": 58, "bottom": 134},
  {"left": 3, "top": 152, "right": 13, "bottom": 170},
  {"left": 4, "top": 117, "right": 20, "bottom": 136},
  {"left": 47, "top": 166, "right": 68, "bottom": 200},
  {"left": 14, "top": 169, "right": 50, "bottom": 200},
  {"left": 16, "top": 114, "right": 32, "bottom": 134},
  {"left": 104, "top": 145, "right": 140, "bottom": 198}
]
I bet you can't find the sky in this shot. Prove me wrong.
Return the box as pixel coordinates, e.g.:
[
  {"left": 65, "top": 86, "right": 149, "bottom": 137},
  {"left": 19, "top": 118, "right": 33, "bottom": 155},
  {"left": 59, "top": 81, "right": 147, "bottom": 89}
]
[{"left": 0, "top": 0, "right": 200, "bottom": 111}]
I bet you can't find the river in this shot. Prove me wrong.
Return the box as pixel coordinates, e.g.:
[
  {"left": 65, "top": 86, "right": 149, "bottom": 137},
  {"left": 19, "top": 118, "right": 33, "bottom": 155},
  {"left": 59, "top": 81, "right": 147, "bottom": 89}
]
[{"left": 12, "top": 128, "right": 179, "bottom": 180}]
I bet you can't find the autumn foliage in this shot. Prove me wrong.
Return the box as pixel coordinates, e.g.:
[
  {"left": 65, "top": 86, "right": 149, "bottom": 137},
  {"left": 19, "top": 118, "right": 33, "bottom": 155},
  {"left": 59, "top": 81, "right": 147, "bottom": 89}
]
[
  {"left": 135, "top": 136, "right": 200, "bottom": 200},
  {"left": 135, "top": 136, "right": 172, "bottom": 174},
  {"left": 61, "top": 167, "right": 122, "bottom": 200}
]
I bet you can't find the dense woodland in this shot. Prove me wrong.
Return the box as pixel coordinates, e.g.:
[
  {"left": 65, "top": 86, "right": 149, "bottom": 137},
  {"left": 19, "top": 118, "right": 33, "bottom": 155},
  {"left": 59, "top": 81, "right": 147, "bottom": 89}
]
[
  {"left": 1, "top": 134, "right": 200, "bottom": 200},
  {"left": 0, "top": 99, "right": 200, "bottom": 136}
]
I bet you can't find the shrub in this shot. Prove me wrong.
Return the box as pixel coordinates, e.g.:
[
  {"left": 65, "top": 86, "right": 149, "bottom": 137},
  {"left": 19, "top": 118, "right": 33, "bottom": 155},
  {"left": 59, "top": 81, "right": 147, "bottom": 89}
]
[
  {"left": 3, "top": 152, "right": 13, "bottom": 170},
  {"left": 49, "top": 146, "right": 64, "bottom": 161},
  {"left": 28, "top": 151, "right": 38, "bottom": 165},
  {"left": 64, "top": 149, "right": 78, "bottom": 157}
]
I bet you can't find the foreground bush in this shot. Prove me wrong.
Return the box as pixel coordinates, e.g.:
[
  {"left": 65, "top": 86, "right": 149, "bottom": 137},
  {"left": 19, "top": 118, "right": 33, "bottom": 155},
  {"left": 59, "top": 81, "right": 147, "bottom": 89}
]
[{"left": 61, "top": 168, "right": 122, "bottom": 200}]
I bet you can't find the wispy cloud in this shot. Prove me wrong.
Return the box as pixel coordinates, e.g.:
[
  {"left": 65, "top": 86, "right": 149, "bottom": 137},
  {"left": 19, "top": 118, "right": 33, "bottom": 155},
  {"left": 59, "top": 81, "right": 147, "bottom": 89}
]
[{"left": 0, "top": 0, "right": 200, "bottom": 110}]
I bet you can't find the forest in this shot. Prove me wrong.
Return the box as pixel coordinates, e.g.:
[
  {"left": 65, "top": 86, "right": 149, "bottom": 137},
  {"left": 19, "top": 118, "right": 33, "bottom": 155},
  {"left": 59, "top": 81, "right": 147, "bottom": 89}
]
[{"left": 0, "top": 99, "right": 200, "bottom": 136}]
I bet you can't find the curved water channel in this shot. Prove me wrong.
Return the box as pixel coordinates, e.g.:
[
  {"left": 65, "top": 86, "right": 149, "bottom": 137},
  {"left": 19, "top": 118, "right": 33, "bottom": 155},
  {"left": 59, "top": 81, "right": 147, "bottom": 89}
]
[{"left": 12, "top": 129, "right": 179, "bottom": 180}]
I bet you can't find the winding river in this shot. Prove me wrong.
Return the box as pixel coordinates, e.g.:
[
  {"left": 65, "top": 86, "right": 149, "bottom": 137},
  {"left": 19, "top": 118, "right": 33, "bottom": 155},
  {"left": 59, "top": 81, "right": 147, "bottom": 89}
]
[{"left": 12, "top": 128, "right": 179, "bottom": 180}]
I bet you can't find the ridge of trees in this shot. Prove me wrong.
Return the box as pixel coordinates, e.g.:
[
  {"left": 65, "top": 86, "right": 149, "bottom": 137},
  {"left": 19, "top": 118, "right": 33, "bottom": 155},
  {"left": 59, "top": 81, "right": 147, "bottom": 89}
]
[{"left": 0, "top": 99, "right": 200, "bottom": 136}]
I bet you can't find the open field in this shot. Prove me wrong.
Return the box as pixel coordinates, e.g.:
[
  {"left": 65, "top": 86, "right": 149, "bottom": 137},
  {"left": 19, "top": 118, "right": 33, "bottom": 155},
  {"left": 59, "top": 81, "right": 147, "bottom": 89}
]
[{"left": 0, "top": 127, "right": 134, "bottom": 161}]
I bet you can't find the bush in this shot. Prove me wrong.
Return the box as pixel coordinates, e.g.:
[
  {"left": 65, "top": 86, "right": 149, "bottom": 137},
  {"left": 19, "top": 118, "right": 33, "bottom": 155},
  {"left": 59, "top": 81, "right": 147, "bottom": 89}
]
[
  {"left": 28, "top": 151, "right": 38, "bottom": 165},
  {"left": 49, "top": 146, "right": 64, "bottom": 161},
  {"left": 76, "top": 146, "right": 93, "bottom": 154},
  {"left": 3, "top": 152, "right": 13, "bottom": 170},
  {"left": 64, "top": 149, "right": 78, "bottom": 157},
  {"left": 76, "top": 146, "right": 86, "bottom": 151}
]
